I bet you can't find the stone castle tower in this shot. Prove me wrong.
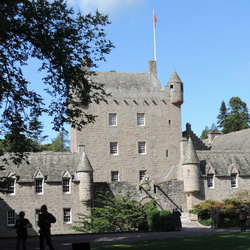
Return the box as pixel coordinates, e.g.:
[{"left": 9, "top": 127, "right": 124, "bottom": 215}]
[{"left": 71, "top": 60, "right": 184, "bottom": 186}]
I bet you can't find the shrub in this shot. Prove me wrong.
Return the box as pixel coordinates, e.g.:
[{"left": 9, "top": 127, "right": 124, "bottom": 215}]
[
  {"left": 147, "top": 210, "right": 174, "bottom": 231},
  {"left": 72, "top": 191, "right": 156, "bottom": 233}
]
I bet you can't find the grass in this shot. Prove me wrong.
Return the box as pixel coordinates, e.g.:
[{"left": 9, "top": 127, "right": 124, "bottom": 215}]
[{"left": 92, "top": 232, "right": 250, "bottom": 250}]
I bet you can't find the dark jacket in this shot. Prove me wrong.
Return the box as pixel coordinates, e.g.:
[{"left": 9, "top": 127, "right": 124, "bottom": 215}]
[
  {"left": 14, "top": 218, "right": 31, "bottom": 238},
  {"left": 38, "top": 212, "right": 56, "bottom": 231}
]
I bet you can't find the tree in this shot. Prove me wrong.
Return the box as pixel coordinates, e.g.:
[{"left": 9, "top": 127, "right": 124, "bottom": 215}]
[
  {"left": 200, "top": 126, "right": 209, "bottom": 140},
  {"left": 217, "top": 97, "right": 250, "bottom": 134},
  {"left": 42, "top": 132, "right": 69, "bottom": 152},
  {"left": 217, "top": 100, "right": 227, "bottom": 129},
  {"left": 200, "top": 123, "right": 218, "bottom": 140},
  {"left": 0, "top": 0, "right": 114, "bottom": 160},
  {"left": 72, "top": 192, "right": 157, "bottom": 233}
]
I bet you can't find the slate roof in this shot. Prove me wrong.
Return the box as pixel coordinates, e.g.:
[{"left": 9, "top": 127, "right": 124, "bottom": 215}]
[
  {"left": 210, "top": 128, "right": 250, "bottom": 151},
  {"left": 183, "top": 137, "right": 200, "bottom": 164},
  {"left": 1, "top": 151, "right": 93, "bottom": 183},
  {"left": 197, "top": 128, "right": 250, "bottom": 176},
  {"left": 197, "top": 151, "right": 250, "bottom": 177},
  {"left": 90, "top": 71, "right": 167, "bottom": 99}
]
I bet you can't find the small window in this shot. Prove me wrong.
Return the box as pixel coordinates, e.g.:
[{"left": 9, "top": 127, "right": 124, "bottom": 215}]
[
  {"left": 7, "top": 210, "right": 15, "bottom": 226},
  {"left": 166, "top": 150, "right": 168, "bottom": 157},
  {"left": 62, "top": 178, "right": 70, "bottom": 194},
  {"left": 35, "top": 209, "right": 41, "bottom": 225},
  {"left": 168, "top": 120, "right": 172, "bottom": 125},
  {"left": 138, "top": 141, "right": 146, "bottom": 154},
  {"left": 109, "top": 113, "right": 117, "bottom": 126},
  {"left": 170, "top": 84, "right": 174, "bottom": 91},
  {"left": 63, "top": 208, "right": 71, "bottom": 224},
  {"left": 137, "top": 113, "right": 145, "bottom": 126},
  {"left": 207, "top": 174, "right": 214, "bottom": 188},
  {"left": 111, "top": 171, "right": 119, "bottom": 182},
  {"left": 35, "top": 179, "right": 43, "bottom": 194},
  {"left": 7, "top": 179, "right": 15, "bottom": 195},
  {"left": 231, "top": 174, "right": 237, "bottom": 188},
  {"left": 139, "top": 170, "right": 147, "bottom": 181},
  {"left": 110, "top": 142, "right": 118, "bottom": 155}
]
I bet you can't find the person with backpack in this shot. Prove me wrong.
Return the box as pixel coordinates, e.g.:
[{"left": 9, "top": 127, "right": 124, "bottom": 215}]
[{"left": 14, "top": 211, "right": 32, "bottom": 250}]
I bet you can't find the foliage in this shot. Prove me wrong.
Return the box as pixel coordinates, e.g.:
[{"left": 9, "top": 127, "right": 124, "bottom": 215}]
[
  {"left": 192, "top": 194, "right": 250, "bottom": 227},
  {"left": 217, "top": 97, "right": 250, "bottom": 134},
  {"left": 72, "top": 192, "right": 156, "bottom": 233},
  {"left": 147, "top": 210, "right": 174, "bottom": 231},
  {"left": 217, "top": 100, "right": 227, "bottom": 128},
  {"left": 200, "top": 123, "right": 218, "bottom": 140},
  {"left": 0, "top": 0, "right": 114, "bottom": 162},
  {"left": 41, "top": 132, "right": 69, "bottom": 151},
  {"left": 200, "top": 126, "right": 209, "bottom": 140},
  {"left": 192, "top": 200, "right": 222, "bottom": 219}
]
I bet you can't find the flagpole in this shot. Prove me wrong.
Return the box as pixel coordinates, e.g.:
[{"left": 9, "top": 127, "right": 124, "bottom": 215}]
[{"left": 153, "top": 10, "right": 157, "bottom": 61}]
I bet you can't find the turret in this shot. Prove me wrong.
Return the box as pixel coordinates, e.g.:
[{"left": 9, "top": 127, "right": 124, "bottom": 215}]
[
  {"left": 167, "top": 71, "right": 184, "bottom": 106},
  {"left": 182, "top": 137, "right": 200, "bottom": 193},
  {"left": 76, "top": 145, "right": 94, "bottom": 208}
]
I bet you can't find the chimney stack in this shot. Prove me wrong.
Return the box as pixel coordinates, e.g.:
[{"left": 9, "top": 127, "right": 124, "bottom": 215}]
[{"left": 148, "top": 59, "right": 157, "bottom": 74}]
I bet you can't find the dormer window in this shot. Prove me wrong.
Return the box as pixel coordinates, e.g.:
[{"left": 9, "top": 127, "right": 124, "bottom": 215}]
[
  {"left": 8, "top": 179, "right": 15, "bottom": 195},
  {"left": 229, "top": 165, "right": 238, "bottom": 188},
  {"left": 35, "top": 179, "right": 43, "bottom": 194},
  {"left": 7, "top": 171, "right": 16, "bottom": 195},
  {"left": 63, "top": 179, "right": 70, "bottom": 193},
  {"left": 34, "top": 170, "right": 44, "bottom": 195},
  {"left": 231, "top": 174, "right": 237, "bottom": 188},
  {"left": 207, "top": 174, "right": 214, "bottom": 188},
  {"left": 62, "top": 170, "right": 71, "bottom": 194}
]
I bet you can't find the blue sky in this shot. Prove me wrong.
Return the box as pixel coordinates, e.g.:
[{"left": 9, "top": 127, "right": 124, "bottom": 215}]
[{"left": 29, "top": 0, "right": 250, "bottom": 142}]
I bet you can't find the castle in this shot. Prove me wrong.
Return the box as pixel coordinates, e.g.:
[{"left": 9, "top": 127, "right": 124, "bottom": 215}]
[{"left": 1, "top": 59, "right": 250, "bottom": 237}]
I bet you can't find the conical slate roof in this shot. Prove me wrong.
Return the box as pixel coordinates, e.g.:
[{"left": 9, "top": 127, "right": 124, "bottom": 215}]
[
  {"left": 77, "top": 152, "right": 93, "bottom": 172},
  {"left": 168, "top": 71, "right": 183, "bottom": 84},
  {"left": 183, "top": 137, "right": 200, "bottom": 164}
]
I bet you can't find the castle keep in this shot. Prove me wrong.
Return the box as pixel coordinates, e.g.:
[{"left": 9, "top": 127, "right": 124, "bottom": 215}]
[{"left": 1, "top": 59, "right": 250, "bottom": 237}]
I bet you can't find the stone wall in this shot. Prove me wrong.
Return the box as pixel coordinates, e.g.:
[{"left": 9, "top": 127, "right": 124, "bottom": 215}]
[
  {"left": 71, "top": 96, "right": 182, "bottom": 185},
  {"left": 94, "top": 179, "right": 186, "bottom": 212},
  {"left": 0, "top": 180, "right": 86, "bottom": 237}
]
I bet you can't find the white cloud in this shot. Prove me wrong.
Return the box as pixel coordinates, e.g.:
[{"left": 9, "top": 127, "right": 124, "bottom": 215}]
[{"left": 68, "top": 0, "right": 145, "bottom": 15}]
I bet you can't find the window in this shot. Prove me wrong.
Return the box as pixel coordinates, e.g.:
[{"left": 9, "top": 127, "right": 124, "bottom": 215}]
[
  {"left": 35, "top": 209, "right": 41, "bottom": 225},
  {"left": 166, "top": 150, "right": 168, "bottom": 157},
  {"left": 7, "top": 210, "right": 15, "bottom": 226},
  {"left": 138, "top": 141, "right": 146, "bottom": 154},
  {"left": 109, "top": 113, "right": 117, "bottom": 126},
  {"left": 137, "top": 113, "right": 145, "bottom": 126},
  {"left": 207, "top": 174, "right": 214, "bottom": 188},
  {"left": 7, "top": 179, "right": 15, "bottom": 195},
  {"left": 35, "top": 179, "right": 43, "bottom": 194},
  {"left": 111, "top": 171, "right": 119, "bottom": 182},
  {"left": 231, "top": 174, "right": 237, "bottom": 188},
  {"left": 110, "top": 142, "right": 118, "bottom": 155},
  {"left": 63, "top": 208, "right": 71, "bottom": 224},
  {"left": 62, "top": 178, "right": 70, "bottom": 194},
  {"left": 139, "top": 170, "right": 146, "bottom": 181}
]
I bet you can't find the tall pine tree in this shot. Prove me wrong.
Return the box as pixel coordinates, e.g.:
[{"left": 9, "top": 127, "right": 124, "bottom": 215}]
[{"left": 217, "top": 97, "right": 250, "bottom": 134}]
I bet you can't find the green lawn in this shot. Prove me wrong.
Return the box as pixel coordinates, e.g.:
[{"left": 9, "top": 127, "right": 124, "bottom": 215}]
[{"left": 93, "top": 232, "right": 250, "bottom": 250}]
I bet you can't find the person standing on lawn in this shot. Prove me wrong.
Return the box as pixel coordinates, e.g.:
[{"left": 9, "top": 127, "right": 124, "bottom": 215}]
[{"left": 239, "top": 206, "right": 247, "bottom": 232}]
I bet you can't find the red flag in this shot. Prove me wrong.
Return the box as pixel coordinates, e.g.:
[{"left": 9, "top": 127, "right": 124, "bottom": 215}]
[{"left": 153, "top": 13, "right": 157, "bottom": 23}]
